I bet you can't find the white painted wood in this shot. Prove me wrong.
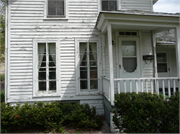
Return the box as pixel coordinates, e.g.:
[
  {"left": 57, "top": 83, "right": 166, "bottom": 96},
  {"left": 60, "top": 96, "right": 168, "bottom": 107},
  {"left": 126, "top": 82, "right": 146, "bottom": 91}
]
[
  {"left": 136, "top": 80, "right": 138, "bottom": 94},
  {"left": 173, "top": 79, "right": 176, "bottom": 95},
  {"left": 156, "top": 79, "right": 159, "bottom": 95},
  {"left": 175, "top": 26, "right": 180, "bottom": 90},
  {"left": 130, "top": 80, "right": 132, "bottom": 93},
  {"left": 5, "top": 0, "right": 8, "bottom": 103},
  {"left": 124, "top": 80, "right": 126, "bottom": 93},
  {"left": 162, "top": 80, "right": 165, "bottom": 99},
  {"left": 168, "top": 79, "right": 171, "bottom": 97},
  {"left": 150, "top": 79, "right": 153, "bottom": 94},
  {"left": 107, "top": 23, "right": 115, "bottom": 106}
]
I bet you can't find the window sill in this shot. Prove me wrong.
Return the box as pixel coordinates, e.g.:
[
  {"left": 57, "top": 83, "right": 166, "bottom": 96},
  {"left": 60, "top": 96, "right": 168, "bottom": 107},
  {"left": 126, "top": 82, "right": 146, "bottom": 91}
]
[
  {"left": 43, "top": 18, "right": 69, "bottom": 21},
  {"left": 33, "top": 94, "right": 60, "bottom": 98},
  {"left": 77, "top": 92, "right": 100, "bottom": 96}
]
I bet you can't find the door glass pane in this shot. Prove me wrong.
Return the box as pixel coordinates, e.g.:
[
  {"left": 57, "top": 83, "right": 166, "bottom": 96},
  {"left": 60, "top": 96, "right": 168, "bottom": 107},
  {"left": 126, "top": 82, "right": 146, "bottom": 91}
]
[
  {"left": 49, "top": 81, "right": 56, "bottom": 90},
  {"left": 122, "top": 41, "right": 136, "bottom": 56},
  {"left": 89, "top": 43, "right": 97, "bottom": 52},
  {"left": 157, "top": 63, "right": 167, "bottom": 72},
  {"left": 80, "top": 80, "right": 88, "bottom": 90},
  {"left": 90, "top": 80, "right": 98, "bottom": 90},
  {"left": 39, "top": 82, "right": 46, "bottom": 91},
  {"left": 123, "top": 58, "right": 137, "bottom": 73},
  {"left": 157, "top": 53, "right": 167, "bottom": 62},
  {"left": 80, "top": 67, "right": 87, "bottom": 79},
  {"left": 38, "top": 43, "right": 46, "bottom": 54}
]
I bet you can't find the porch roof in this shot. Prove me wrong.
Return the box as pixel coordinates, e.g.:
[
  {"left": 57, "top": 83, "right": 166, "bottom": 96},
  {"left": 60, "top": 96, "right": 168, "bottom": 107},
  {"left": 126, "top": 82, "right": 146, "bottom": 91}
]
[{"left": 96, "top": 11, "right": 180, "bottom": 33}]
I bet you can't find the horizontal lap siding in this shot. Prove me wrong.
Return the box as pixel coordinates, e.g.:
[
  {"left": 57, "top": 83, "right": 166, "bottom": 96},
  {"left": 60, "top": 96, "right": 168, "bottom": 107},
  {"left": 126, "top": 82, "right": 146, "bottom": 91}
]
[
  {"left": 121, "top": 0, "right": 152, "bottom": 11},
  {"left": 170, "top": 48, "right": 177, "bottom": 77},
  {"left": 9, "top": 0, "right": 100, "bottom": 99}
]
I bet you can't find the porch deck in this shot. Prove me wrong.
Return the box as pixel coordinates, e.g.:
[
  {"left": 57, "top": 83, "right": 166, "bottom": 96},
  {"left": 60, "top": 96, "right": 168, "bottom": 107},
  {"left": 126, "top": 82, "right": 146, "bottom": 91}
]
[{"left": 103, "top": 77, "right": 179, "bottom": 106}]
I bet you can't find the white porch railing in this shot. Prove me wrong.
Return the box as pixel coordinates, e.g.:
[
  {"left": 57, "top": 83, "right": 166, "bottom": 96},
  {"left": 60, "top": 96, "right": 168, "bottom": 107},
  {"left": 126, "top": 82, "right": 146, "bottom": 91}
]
[
  {"left": 103, "top": 77, "right": 179, "bottom": 105},
  {"left": 103, "top": 77, "right": 110, "bottom": 102}
]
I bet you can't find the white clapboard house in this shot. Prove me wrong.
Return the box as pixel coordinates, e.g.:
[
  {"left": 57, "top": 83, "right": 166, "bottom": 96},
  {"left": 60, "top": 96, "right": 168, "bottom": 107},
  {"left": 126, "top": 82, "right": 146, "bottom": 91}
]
[{"left": 4, "top": 0, "right": 180, "bottom": 131}]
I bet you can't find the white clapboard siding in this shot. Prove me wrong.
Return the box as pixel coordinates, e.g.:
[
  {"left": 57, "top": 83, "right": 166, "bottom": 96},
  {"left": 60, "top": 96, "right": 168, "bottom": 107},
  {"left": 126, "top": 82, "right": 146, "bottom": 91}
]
[
  {"left": 9, "top": 0, "right": 101, "bottom": 101},
  {"left": 121, "top": 0, "right": 152, "bottom": 11}
]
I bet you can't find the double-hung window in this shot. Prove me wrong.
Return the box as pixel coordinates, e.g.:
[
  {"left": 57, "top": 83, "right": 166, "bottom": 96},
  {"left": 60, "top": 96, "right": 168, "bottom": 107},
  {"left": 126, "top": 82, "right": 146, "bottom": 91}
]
[
  {"left": 45, "top": 0, "right": 68, "bottom": 19},
  {"left": 101, "top": 0, "right": 117, "bottom": 11},
  {"left": 76, "top": 41, "right": 99, "bottom": 94},
  {"left": 33, "top": 40, "right": 60, "bottom": 97}
]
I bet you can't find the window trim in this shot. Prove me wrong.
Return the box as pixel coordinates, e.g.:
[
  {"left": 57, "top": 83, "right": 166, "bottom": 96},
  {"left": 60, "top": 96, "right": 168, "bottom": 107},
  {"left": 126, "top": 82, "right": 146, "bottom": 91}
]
[
  {"left": 33, "top": 39, "right": 61, "bottom": 97},
  {"left": 75, "top": 39, "right": 101, "bottom": 95},
  {"left": 44, "top": 0, "right": 68, "bottom": 20}
]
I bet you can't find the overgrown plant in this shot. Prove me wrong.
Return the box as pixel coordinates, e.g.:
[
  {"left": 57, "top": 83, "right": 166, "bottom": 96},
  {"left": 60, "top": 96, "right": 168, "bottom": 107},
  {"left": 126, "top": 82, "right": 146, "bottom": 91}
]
[
  {"left": 1, "top": 90, "right": 5, "bottom": 102},
  {"left": 1, "top": 101, "right": 103, "bottom": 133},
  {"left": 113, "top": 92, "right": 179, "bottom": 133}
]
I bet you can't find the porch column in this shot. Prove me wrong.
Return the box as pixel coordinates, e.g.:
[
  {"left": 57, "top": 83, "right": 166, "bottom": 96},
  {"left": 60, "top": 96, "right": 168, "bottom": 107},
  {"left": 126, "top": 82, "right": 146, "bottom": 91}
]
[
  {"left": 175, "top": 26, "right": 180, "bottom": 90},
  {"left": 107, "top": 24, "right": 115, "bottom": 106},
  {"left": 152, "top": 32, "right": 158, "bottom": 78}
]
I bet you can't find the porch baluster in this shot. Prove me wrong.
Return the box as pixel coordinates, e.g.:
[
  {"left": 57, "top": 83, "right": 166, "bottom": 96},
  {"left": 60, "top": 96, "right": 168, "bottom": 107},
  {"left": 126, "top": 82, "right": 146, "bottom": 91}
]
[
  {"left": 146, "top": 80, "right": 148, "bottom": 93},
  {"left": 136, "top": 80, "right": 138, "bottom": 94},
  {"left": 118, "top": 81, "right": 120, "bottom": 94},
  {"left": 156, "top": 79, "right": 159, "bottom": 95},
  {"left": 168, "top": 79, "right": 171, "bottom": 97},
  {"left": 162, "top": 80, "right": 165, "bottom": 99},
  {"left": 124, "top": 80, "right": 126, "bottom": 93},
  {"left": 151, "top": 79, "right": 153, "bottom": 94},
  {"left": 130, "top": 80, "right": 132, "bottom": 93},
  {"left": 173, "top": 79, "right": 176, "bottom": 95},
  {"left": 141, "top": 80, "right": 143, "bottom": 93}
]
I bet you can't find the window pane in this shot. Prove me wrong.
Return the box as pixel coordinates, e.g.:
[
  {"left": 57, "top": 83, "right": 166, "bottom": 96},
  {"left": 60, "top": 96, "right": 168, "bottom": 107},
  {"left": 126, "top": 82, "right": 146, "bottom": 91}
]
[
  {"left": 90, "top": 71, "right": 97, "bottom": 79},
  {"left": 48, "top": 43, "right": 56, "bottom": 54},
  {"left": 39, "top": 82, "right": 46, "bottom": 91},
  {"left": 122, "top": 41, "right": 136, "bottom": 56},
  {"left": 80, "top": 67, "right": 87, "bottom": 79},
  {"left": 102, "top": 1, "right": 108, "bottom": 11},
  {"left": 80, "top": 43, "right": 87, "bottom": 67},
  {"left": 49, "top": 81, "right": 56, "bottom": 90},
  {"left": 157, "top": 53, "right": 167, "bottom": 62},
  {"left": 90, "top": 52, "right": 97, "bottom": 61},
  {"left": 90, "top": 61, "right": 97, "bottom": 66},
  {"left": 90, "top": 80, "right": 98, "bottom": 90},
  {"left": 57, "top": 1, "right": 64, "bottom": 15},
  {"left": 157, "top": 63, "right": 167, "bottom": 72},
  {"left": 80, "top": 53, "right": 87, "bottom": 61},
  {"left": 89, "top": 42, "right": 97, "bottom": 52},
  {"left": 39, "top": 72, "right": 46, "bottom": 80},
  {"left": 49, "top": 69, "right": 56, "bottom": 79},
  {"left": 38, "top": 43, "right": 46, "bottom": 54},
  {"left": 109, "top": 1, "right": 117, "bottom": 11},
  {"left": 48, "top": 1, "right": 56, "bottom": 15},
  {"left": 123, "top": 58, "right": 137, "bottom": 73},
  {"left": 49, "top": 55, "right": 56, "bottom": 67},
  {"left": 80, "top": 80, "right": 87, "bottom": 90}
]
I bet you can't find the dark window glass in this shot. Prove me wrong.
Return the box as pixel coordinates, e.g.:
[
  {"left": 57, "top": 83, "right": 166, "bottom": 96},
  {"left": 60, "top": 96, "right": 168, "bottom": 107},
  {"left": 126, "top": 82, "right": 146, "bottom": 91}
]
[
  {"left": 102, "top": 0, "right": 117, "bottom": 11},
  {"left": 157, "top": 63, "right": 167, "bottom": 72},
  {"left": 48, "top": 0, "right": 64, "bottom": 16}
]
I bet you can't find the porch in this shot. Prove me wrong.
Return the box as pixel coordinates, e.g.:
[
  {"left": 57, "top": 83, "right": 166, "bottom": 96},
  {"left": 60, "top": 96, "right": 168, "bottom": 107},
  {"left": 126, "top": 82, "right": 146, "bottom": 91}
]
[{"left": 96, "top": 11, "right": 180, "bottom": 106}]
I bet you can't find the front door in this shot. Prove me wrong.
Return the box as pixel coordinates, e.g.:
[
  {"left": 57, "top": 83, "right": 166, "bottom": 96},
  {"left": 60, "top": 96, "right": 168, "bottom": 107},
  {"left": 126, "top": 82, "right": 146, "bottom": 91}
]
[{"left": 119, "top": 37, "right": 141, "bottom": 92}]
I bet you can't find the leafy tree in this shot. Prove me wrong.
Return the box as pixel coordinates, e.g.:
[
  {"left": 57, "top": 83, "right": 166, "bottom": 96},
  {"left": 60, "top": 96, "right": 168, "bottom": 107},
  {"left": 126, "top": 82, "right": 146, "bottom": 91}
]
[{"left": 0, "top": 1, "right": 5, "bottom": 62}]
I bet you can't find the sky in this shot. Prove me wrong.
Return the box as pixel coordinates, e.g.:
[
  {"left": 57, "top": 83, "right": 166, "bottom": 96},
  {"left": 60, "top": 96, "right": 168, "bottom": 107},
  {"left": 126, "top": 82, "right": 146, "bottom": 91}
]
[{"left": 153, "top": 0, "right": 180, "bottom": 13}]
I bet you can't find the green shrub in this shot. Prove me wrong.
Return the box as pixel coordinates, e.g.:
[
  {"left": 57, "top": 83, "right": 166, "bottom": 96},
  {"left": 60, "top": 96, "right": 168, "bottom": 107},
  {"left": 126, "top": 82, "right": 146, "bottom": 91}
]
[
  {"left": 0, "top": 74, "right": 5, "bottom": 82},
  {"left": 1, "top": 101, "right": 103, "bottom": 133},
  {"left": 1, "top": 90, "right": 5, "bottom": 103},
  {"left": 113, "top": 92, "right": 179, "bottom": 133}
]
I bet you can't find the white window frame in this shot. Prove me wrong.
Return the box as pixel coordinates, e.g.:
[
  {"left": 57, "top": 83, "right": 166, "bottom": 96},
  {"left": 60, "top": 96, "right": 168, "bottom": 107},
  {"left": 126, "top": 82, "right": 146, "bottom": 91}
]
[
  {"left": 75, "top": 39, "right": 101, "bottom": 95},
  {"left": 33, "top": 39, "right": 61, "bottom": 97},
  {"left": 44, "top": 0, "right": 68, "bottom": 20},
  {"left": 99, "top": 0, "right": 120, "bottom": 12}
]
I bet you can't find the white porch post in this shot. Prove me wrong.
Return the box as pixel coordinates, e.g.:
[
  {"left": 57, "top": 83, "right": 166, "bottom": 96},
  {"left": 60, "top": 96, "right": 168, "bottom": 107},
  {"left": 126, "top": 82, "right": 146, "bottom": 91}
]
[
  {"left": 107, "top": 24, "right": 115, "bottom": 106},
  {"left": 175, "top": 26, "right": 180, "bottom": 90},
  {"left": 152, "top": 32, "right": 158, "bottom": 78}
]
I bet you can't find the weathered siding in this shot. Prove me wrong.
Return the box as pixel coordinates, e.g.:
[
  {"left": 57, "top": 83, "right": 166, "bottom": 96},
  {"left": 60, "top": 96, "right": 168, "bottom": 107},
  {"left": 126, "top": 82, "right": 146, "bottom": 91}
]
[
  {"left": 120, "top": 0, "right": 152, "bottom": 11},
  {"left": 8, "top": 0, "right": 102, "bottom": 102},
  {"left": 141, "top": 31, "right": 153, "bottom": 78}
]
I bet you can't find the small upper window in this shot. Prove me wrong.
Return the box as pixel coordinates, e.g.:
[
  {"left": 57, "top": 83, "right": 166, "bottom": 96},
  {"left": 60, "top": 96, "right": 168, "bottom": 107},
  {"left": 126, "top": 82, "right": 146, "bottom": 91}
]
[
  {"left": 102, "top": 0, "right": 117, "bottom": 11},
  {"left": 48, "top": 0, "right": 65, "bottom": 18}
]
